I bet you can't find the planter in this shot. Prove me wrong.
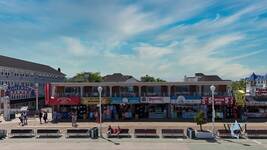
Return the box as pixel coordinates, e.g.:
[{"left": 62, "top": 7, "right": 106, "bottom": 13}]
[{"left": 195, "top": 130, "right": 214, "bottom": 139}]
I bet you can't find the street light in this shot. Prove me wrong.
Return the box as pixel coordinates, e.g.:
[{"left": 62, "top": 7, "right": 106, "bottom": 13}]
[
  {"left": 97, "top": 86, "right": 103, "bottom": 137},
  {"left": 35, "top": 83, "right": 39, "bottom": 112},
  {"left": 210, "top": 85, "right": 216, "bottom": 137}
]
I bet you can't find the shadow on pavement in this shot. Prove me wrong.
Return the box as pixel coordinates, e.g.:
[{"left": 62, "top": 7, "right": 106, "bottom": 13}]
[
  {"left": 223, "top": 139, "right": 251, "bottom": 146},
  {"left": 205, "top": 138, "right": 221, "bottom": 144},
  {"left": 101, "top": 137, "right": 120, "bottom": 145}
]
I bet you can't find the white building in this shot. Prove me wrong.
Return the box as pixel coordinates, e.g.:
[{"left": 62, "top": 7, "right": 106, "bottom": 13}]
[
  {"left": 245, "top": 73, "right": 267, "bottom": 96},
  {"left": 0, "top": 55, "right": 65, "bottom": 108}
]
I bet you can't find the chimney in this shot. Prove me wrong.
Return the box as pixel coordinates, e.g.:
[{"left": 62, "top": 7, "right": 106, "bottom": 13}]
[{"left": 58, "top": 68, "right": 61, "bottom": 72}]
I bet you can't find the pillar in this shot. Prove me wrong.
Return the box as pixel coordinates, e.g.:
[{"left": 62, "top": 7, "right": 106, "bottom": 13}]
[
  {"left": 138, "top": 86, "right": 142, "bottom": 97},
  {"left": 168, "top": 86, "right": 171, "bottom": 97},
  {"left": 109, "top": 86, "right": 112, "bottom": 97},
  {"left": 80, "top": 86, "right": 83, "bottom": 97},
  {"left": 198, "top": 85, "right": 202, "bottom": 96}
]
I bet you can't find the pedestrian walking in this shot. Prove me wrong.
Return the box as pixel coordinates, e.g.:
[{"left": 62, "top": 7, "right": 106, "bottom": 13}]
[
  {"left": 23, "top": 112, "right": 28, "bottom": 125},
  {"left": 39, "top": 111, "right": 43, "bottom": 124},
  {"left": 43, "top": 111, "right": 48, "bottom": 123},
  {"left": 71, "top": 111, "right": 77, "bottom": 127},
  {"left": 19, "top": 113, "right": 24, "bottom": 126}
]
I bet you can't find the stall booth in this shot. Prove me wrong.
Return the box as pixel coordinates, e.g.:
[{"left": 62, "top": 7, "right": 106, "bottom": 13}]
[
  {"left": 170, "top": 96, "right": 203, "bottom": 119},
  {"left": 140, "top": 97, "right": 170, "bottom": 119},
  {"left": 245, "top": 97, "right": 267, "bottom": 118},
  {"left": 202, "top": 96, "right": 234, "bottom": 120},
  {"left": 45, "top": 96, "right": 81, "bottom": 121},
  {"left": 110, "top": 97, "right": 140, "bottom": 120}
]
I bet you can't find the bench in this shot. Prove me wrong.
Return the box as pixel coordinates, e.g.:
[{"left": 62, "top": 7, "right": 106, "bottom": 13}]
[
  {"left": 0, "top": 129, "right": 7, "bottom": 139},
  {"left": 161, "top": 129, "right": 184, "bottom": 138},
  {"left": 66, "top": 129, "right": 91, "bottom": 138},
  {"left": 134, "top": 129, "right": 158, "bottom": 138},
  {"left": 246, "top": 130, "right": 267, "bottom": 138},
  {"left": 217, "top": 129, "right": 232, "bottom": 138},
  {"left": 9, "top": 129, "right": 35, "bottom": 137},
  {"left": 36, "top": 129, "right": 61, "bottom": 138},
  {"left": 107, "top": 129, "right": 131, "bottom": 138}
]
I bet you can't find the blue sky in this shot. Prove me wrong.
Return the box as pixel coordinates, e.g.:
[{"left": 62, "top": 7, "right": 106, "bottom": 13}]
[{"left": 0, "top": 0, "right": 267, "bottom": 81}]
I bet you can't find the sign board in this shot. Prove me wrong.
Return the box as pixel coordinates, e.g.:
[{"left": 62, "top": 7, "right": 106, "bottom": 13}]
[
  {"left": 48, "top": 96, "right": 81, "bottom": 105},
  {"left": 111, "top": 97, "right": 140, "bottom": 104},
  {"left": 81, "top": 97, "right": 110, "bottom": 105},
  {"left": 201, "top": 96, "right": 234, "bottom": 105},
  {"left": 246, "top": 100, "right": 267, "bottom": 106},
  {"left": 171, "top": 95, "right": 201, "bottom": 104},
  {"left": 141, "top": 97, "right": 170, "bottom": 103}
]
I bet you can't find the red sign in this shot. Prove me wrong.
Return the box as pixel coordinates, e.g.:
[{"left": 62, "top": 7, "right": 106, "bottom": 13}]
[
  {"left": 47, "top": 96, "right": 81, "bottom": 105},
  {"left": 256, "top": 88, "right": 267, "bottom": 96},
  {"left": 201, "top": 96, "right": 234, "bottom": 105}
]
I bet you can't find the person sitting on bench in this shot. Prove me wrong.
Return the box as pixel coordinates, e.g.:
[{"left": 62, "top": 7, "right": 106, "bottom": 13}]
[
  {"left": 114, "top": 126, "right": 121, "bottom": 136},
  {"left": 107, "top": 125, "right": 113, "bottom": 135}
]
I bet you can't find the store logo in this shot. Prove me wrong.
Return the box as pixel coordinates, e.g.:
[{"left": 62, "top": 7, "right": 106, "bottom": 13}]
[
  {"left": 56, "top": 97, "right": 72, "bottom": 104},
  {"left": 177, "top": 95, "right": 185, "bottom": 104},
  {"left": 122, "top": 97, "right": 128, "bottom": 103}
]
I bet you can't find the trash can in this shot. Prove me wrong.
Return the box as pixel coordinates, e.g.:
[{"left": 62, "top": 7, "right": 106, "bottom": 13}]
[
  {"left": 0, "top": 130, "right": 7, "bottom": 139},
  {"left": 91, "top": 127, "right": 99, "bottom": 139},
  {"left": 187, "top": 127, "right": 195, "bottom": 139},
  {"left": 10, "top": 113, "right": 16, "bottom": 120}
]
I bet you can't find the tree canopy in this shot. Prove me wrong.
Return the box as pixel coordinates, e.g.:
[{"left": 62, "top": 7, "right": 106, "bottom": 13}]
[
  {"left": 67, "top": 72, "right": 102, "bottom": 82},
  {"left": 231, "top": 80, "right": 246, "bottom": 107},
  {"left": 140, "top": 75, "right": 166, "bottom": 82}
]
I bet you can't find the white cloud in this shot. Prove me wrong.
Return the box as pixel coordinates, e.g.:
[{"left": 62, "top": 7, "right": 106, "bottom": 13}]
[
  {"left": 134, "top": 43, "right": 173, "bottom": 59},
  {"left": 178, "top": 34, "right": 256, "bottom": 79}
]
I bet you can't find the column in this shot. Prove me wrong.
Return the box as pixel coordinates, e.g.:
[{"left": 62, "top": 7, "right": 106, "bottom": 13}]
[
  {"left": 198, "top": 85, "right": 202, "bottom": 96},
  {"left": 80, "top": 86, "right": 83, "bottom": 97},
  {"left": 138, "top": 86, "right": 142, "bottom": 97},
  {"left": 109, "top": 86, "right": 112, "bottom": 97},
  {"left": 168, "top": 86, "right": 171, "bottom": 97}
]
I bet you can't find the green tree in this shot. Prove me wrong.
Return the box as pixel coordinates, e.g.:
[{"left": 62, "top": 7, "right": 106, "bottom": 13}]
[
  {"left": 194, "top": 111, "right": 205, "bottom": 131},
  {"left": 67, "top": 72, "right": 102, "bottom": 82},
  {"left": 231, "top": 80, "right": 246, "bottom": 107},
  {"left": 140, "top": 75, "right": 166, "bottom": 82}
]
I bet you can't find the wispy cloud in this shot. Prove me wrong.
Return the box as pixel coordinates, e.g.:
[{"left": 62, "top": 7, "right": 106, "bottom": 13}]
[{"left": 0, "top": 0, "right": 267, "bottom": 80}]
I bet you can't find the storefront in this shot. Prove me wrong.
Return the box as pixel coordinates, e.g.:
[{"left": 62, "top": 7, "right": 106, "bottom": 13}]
[
  {"left": 110, "top": 97, "right": 140, "bottom": 120},
  {"left": 246, "top": 99, "right": 267, "bottom": 118},
  {"left": 170, "top": 96, "right": 203, "bottom": 119},
  {"left": 141, "top": 97, "right": 170, "bottom": 119},
  {"left": 202, "top": 96, "right": 234, "bottom": 119}
]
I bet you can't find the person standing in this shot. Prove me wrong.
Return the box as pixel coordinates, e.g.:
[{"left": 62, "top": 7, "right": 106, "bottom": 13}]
[
  {"left": 71, "top": 111, "right": 75, "bottom": 127},
  {"left": 39, "top": 111, "right": 43, "bottom": 124},
  {"left": 43, "top": 111, "right": 48, "bottom": 123},
  {"left": 19, "top": 113, "right": 24, "bottom": 126}
]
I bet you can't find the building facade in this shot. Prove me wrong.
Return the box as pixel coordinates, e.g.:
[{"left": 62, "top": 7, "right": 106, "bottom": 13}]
[
  {"left": 245, "top": 73, "right": 267, "bottom": 118},
  {"left": 0, "top": 55, "right": 65, "bottom": 109},
  {"left": 45, "top": 73, "right": 235, "bottom": 121}
]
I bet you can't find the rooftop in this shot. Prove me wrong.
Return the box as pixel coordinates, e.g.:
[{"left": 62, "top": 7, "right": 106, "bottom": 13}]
[{"left": 0, "top": 55, "right": 65, "bottom": 76}]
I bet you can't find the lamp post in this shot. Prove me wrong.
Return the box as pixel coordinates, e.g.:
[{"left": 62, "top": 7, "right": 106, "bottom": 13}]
[
  {"left": 97, "top": 86, "right": 103, "bottom": 137},
  {"left": 210, "top": 85, "right": 216, "bottom": 136},
  {"left": 0, "top": 84, "right": 7, "bottom": 120},
  {"left": 35, "top": 83, "right": 39, "bottom": 112}
]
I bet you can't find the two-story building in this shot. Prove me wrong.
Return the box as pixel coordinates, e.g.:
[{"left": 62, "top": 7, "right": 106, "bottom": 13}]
[{"left": 45, "top": 73, "right": 234, "bottom": 121}]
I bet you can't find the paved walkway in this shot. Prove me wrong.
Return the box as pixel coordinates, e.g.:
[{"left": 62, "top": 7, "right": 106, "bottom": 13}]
[
  {"left": 1, "top": 138, "right": 267, "bottom": 150},
  {"left": 1, "top": 115, "right": 266, "bottom": 133}
]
